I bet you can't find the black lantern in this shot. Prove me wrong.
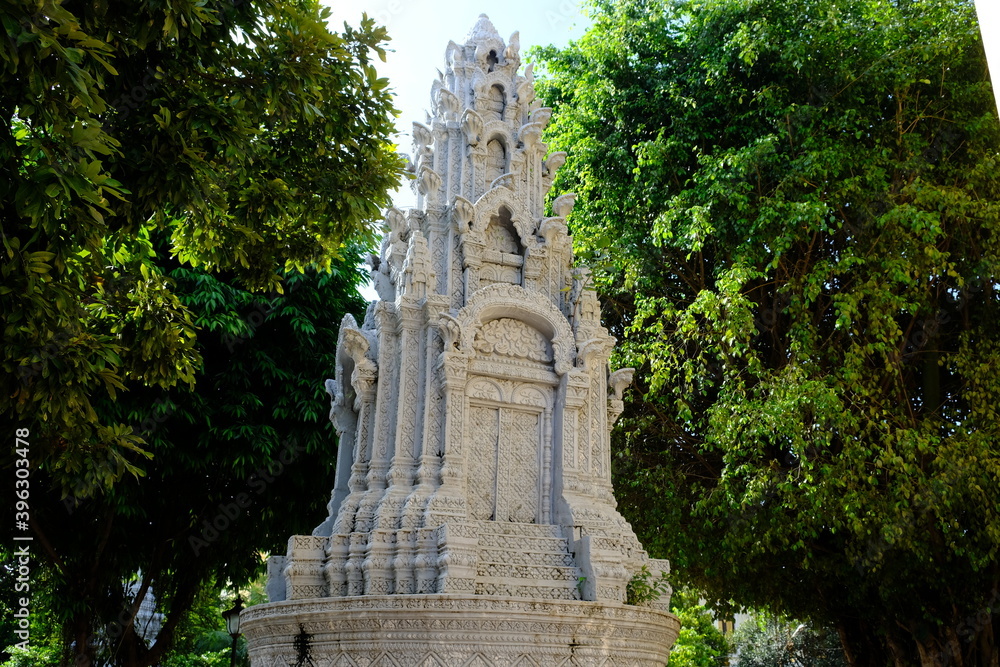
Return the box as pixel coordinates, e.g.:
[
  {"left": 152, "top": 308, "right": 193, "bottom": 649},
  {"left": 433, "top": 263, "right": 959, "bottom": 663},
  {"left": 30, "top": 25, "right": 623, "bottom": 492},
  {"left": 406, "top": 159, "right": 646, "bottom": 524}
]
[{"left": 221, "top": 596, "right": 244, "bottom": 667}]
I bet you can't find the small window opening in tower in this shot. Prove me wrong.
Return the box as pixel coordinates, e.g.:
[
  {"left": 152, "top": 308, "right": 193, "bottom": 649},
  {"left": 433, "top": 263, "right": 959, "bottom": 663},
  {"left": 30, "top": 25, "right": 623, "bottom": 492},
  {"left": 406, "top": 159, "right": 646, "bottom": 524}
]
[
  {"left": 485, "top": 206, "right": 522, "bottom": 255},
  {"left": 487, "top": 49, "right": 499, "bottom": 72},
  {"left": 487, "top": 84, "right": 506, "bottom": 121},
  {"left": 486, "top": 137, "right": 507, "bottom": 185}
]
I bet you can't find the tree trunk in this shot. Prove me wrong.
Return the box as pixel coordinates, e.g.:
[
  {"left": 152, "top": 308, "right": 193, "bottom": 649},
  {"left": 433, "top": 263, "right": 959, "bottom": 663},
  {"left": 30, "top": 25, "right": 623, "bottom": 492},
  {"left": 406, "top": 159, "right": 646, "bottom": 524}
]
[
  {"left": 68, "top": 612, "right": 95, "bottom": 667},
  {"left": 137, "top": 571, "right": 202, "bottom": 667},
  {"left": 837, "top": 618, "right": 891, "bottom": 667},
  {"left": 914, "top": 635, "right": 947, "bottom": 667},
  {"left": 889, "top": 633, "right": 918, "bottom": 667},
  {"left": 979, "top": 612, "right": 999, "bottom": 667}
]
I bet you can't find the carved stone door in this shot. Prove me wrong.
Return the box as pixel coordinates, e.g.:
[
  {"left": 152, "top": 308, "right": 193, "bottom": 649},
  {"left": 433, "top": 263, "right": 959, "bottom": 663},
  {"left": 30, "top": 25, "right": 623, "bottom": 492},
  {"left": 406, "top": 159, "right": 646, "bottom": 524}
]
[
  {"left": 465, "top": 317, "right": 555, "bottom": 525},
  {"left": 467, "top": 393, "right": 545, "bottom": 524}
]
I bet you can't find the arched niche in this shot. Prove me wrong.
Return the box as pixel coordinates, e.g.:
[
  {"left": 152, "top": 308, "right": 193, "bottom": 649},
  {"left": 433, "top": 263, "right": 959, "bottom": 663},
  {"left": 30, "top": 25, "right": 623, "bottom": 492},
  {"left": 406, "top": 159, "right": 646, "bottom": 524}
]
[
  {"left": 479, "top": 206, "right": 523, "bottom": 287},
  {"left": 457, "top": 283, "right": 576, "bottom": 378},
  {"left": 486, "top": 83, "right": 505, "bottom": 119},
  {"left": 484, "top": 206, "right": 521, "bottom": 254},
  {"left": 470, "top": 186, "right": 534, "bottom": 244},
  {"left": 485, "top": 135, "right": 507, "bottom": 185},
  {"left": 468, "top": 187, "right": 536, "bottom": 291},
  {"left": 474, "top": 71, "right": 517, "bottom": 118}
]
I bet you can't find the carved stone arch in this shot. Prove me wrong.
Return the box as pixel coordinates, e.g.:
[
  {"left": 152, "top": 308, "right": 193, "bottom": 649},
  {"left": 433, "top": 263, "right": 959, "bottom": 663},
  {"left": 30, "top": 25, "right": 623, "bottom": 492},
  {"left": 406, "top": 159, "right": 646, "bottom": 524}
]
[
  {"left": 485, "top": 135, "right": 507, "bottom": 186},
  {"left": 467, "top": 376, "right": 504, "bottom": 403},
  {"left": 474, "top": 39, "right": 505, "bottom": 73},
  {"left": 482, "top": 120, "right": 513, "bottom": 144},
  {"left": 474, "top": 70, "right": 515, "bottom": 104},
  {"left": 512, "top": 384, "right": 550, "bottom": 409},
  {"left": 456, "top": 283, "right": 575, "bottom": 376},
  {"left": 470, "top": 187, "right": 535, "bottom": 248}
]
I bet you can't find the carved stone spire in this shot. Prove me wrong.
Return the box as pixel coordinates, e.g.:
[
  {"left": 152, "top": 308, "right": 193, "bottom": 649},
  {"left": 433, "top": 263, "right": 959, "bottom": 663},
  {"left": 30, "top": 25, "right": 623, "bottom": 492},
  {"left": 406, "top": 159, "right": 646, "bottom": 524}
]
[{"left": 466, "top": 13, "right": 501, "bottom": 45}]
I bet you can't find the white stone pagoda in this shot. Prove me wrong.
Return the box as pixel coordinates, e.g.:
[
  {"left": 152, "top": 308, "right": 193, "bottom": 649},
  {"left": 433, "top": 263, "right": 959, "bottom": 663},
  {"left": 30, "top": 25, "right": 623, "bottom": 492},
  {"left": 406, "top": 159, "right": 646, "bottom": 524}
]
[{"left": 243, "top": 15, "right": 679, "bottom": 666}]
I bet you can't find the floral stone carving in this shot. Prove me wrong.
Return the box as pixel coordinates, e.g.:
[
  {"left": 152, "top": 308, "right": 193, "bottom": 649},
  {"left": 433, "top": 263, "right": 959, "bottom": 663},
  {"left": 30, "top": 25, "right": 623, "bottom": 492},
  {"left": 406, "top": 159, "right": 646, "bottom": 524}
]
[{"left": 244, "top": 14, "right": 679, "bottom": 666}]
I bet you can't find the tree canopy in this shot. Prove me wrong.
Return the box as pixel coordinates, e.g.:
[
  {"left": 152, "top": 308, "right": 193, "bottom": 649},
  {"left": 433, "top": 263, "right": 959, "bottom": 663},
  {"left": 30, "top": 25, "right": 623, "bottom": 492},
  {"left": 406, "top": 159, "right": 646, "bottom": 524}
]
[
  {"left": 1, "top": 0, "right": 401, "bottom": 495},
  {"left": 532, "top": 0, "right": 1000, "bottom": 664},
  {"left": 1, "top": 0, "right": 401, "bottom": 664},
  {"left": 2, "top": 258, "right": 369, "bottom": 666},
  {"left": 667, "top": 589, "right": 729, "bottom": 667},
  {"left": 731, "top": 614, "right": 847, "bottom": 667}
]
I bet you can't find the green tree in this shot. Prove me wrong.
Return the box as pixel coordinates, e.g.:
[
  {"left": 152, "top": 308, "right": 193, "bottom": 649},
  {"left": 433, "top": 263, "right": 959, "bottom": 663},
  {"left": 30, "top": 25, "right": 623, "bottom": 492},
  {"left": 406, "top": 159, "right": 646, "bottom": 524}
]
[
  {"left": 1, "top": 0, "right": 401, "bottom": 495},
  {"left": 2, "top": 0, "right": 400, "bottom": 664},
  {"left": 668, "top": 589, "right": 729, "bottom": 667},
  {"left": 2, "top": 261, "right": 368, "bottom": 666},
  {"left": 533, "top": 0, "right": 1000, "bottom": 664},
  {"left": 161, "top": 582, "right": 250, "bottom": 667},
  {"left": 730, "top": 614, "right": 847, "bottom": 667}
]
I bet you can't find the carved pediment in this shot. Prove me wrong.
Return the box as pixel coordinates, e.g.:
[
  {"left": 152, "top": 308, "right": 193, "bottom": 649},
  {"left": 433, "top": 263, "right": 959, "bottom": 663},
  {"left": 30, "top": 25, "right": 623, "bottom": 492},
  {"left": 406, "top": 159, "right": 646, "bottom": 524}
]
[{"left": 473, "top": 318, "right": 552, "bottom": 364}]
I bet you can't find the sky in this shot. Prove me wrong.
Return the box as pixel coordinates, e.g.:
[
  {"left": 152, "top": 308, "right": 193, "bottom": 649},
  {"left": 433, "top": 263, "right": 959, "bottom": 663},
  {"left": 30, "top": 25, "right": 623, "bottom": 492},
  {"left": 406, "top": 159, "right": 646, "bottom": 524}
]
[{"left": 323, "top": 0, "right": 592, "bottom": 208}]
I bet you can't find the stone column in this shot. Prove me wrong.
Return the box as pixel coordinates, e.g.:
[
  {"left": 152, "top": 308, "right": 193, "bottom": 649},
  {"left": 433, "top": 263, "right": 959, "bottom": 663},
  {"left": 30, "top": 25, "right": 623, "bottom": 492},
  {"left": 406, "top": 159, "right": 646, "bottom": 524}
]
[
  {"left": 355, "top": 302, "right": 398, "bottom": 535},
  {"left": 311, "top": 381, "right": 357, "bottom": 538},
  {"left": 374, "top": 296, "right": 422, "bottom": 595},
  {"left": 399, "top": 294, "right": 449, "bottom": 593},
  {"left": 424, "top": 345, "right": 469, "bottom": 525},
  {"left": 322, "top": 354, "right": 376, "bottom": 598}
]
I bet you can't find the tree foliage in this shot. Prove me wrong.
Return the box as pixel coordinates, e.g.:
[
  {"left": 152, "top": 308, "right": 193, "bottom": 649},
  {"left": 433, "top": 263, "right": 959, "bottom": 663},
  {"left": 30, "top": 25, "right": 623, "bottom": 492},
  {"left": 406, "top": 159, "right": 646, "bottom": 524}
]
[
  {"left": 668, "top": 589, "right": 729, "bottom": 667},
  {"left": 533, "top": 0, "right": 1000, "bottom": 664},
  {"left": 2, "top": 261, "right": 368, "bottom": 666},
  {"left": 160, "top": 582, "right": 251, "bottom": 667},
  {"left": 2, "top": 0, "right": 400, "bottom": 664},
  {"left": 730, "top": 614, "right": 846, "bottom": 667},
  {"left": 1, "top": 0, "right": 401, "bottom": 495}
]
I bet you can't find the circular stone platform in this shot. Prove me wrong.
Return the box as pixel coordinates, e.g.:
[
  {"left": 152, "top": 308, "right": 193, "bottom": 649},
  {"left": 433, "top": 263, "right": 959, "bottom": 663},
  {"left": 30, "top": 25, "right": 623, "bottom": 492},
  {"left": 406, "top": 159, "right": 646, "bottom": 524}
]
[{"left": 242, "top": 594, "right": 680, "bottom": 666}]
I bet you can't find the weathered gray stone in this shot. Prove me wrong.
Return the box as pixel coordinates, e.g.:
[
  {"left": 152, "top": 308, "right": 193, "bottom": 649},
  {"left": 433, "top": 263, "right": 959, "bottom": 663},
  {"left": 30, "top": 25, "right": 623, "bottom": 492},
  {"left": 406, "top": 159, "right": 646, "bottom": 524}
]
[{"left": 244, "top": 15, "right": 679, "bottom": 665}]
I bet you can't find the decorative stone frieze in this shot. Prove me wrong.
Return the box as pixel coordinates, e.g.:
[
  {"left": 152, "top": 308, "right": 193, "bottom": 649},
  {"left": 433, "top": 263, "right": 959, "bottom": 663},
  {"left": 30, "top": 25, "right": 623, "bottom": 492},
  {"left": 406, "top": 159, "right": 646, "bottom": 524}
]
[
  {"left": 244, "top": 596, "right": 680, "bottom": 667},
  {"left": 244, "top": 15, "right": 679, "bottom": 665}
]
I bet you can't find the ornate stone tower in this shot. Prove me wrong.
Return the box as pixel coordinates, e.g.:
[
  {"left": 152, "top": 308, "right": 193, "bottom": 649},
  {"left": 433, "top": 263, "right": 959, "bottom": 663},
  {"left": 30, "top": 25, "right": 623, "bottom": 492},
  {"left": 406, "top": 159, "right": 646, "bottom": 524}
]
[{"left": 243, "top": 15, "right": 679, "bottom": 666}]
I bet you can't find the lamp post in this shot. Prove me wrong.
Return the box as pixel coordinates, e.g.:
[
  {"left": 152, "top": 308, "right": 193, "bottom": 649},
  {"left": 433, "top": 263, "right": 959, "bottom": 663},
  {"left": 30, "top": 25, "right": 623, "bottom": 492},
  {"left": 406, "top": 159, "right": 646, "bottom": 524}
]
[{"left": 221, "top": 596, "right": 244, "bottom": 667}]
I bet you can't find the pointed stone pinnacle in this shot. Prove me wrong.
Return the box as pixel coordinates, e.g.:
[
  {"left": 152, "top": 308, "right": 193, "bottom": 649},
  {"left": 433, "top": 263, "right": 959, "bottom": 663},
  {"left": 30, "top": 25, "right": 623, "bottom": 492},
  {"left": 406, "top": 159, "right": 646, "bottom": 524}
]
[{"left": 466, "top": 13, "right": 501, "bottom": 46}]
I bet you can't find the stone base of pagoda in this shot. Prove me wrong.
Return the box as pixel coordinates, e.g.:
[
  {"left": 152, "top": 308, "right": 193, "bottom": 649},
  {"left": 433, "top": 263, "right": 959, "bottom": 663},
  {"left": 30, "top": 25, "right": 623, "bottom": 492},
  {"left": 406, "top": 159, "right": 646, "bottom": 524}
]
[{"left": 242, "top": 594, "right": 679, "bottom": 666}]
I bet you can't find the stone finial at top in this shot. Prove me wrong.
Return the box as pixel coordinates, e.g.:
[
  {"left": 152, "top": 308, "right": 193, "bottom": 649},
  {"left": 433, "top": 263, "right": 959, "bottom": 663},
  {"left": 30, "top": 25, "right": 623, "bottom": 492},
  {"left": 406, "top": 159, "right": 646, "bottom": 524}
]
[{"left": 467, "top": 13, "right": 502, "bottom": 45}]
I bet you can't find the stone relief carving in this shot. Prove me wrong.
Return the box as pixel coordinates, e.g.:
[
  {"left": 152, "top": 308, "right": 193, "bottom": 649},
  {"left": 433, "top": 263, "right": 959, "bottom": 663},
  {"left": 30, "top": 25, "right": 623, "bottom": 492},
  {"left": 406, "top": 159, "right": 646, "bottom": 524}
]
[
  {"left": 485, "top": 137, "right": 506, "bottom": 185},
  {"left": 468, "top": 405, "right": 500, "bottom": 521},
  {"left": 473, "top": 318, "right": 551, "bottom": 363},
  {"left": 486, "top": 84, "right": 506, "bottom": 121},
  {"left": 484, "top": 216, "right": 519, "bottom": 254}
]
